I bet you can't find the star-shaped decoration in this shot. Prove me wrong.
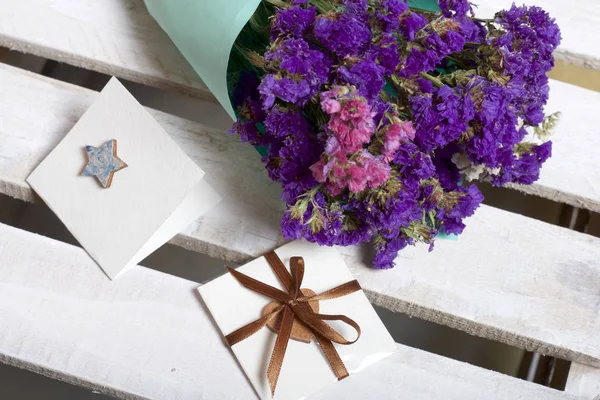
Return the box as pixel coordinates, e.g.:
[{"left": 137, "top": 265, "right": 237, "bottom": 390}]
[{"left": 81, "top": 139, "right": 128, "bottom": 188}]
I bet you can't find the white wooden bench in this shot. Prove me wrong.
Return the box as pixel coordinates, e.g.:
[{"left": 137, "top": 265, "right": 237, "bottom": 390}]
[{"left": 1, "top": 0, "right": 600, "bottom": 399}]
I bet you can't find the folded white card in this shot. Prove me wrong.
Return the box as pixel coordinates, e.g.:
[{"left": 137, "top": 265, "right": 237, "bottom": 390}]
[
  {"left": 199, "top": 241, "right": 397, "bottom": 400},
  {"left": 27, "top": 77, "right": 221, "bottom": 279}
]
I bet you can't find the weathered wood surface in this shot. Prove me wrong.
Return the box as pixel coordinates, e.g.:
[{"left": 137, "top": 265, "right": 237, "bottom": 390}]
[
  {"left": 0, "top": 0, "right": 597, "bottom": 102},
  {"left": 506, "top": 80, "right": 600, "bottom": 213},
  {"left": 2, "top": 63, "right": 600, "bottom": 368},
  {"left": 339, "top": 202, "right": 600, "bottom": 367},
  {"left": 0, "top": 223, "right": 580, "bottom": 400},
  {"left": 478, "top": 0, "right": 600, "bottom": 70},
  {"left": 566, "top": 363, "right": 600, "bottom": 400},
  {"left": 2, "top": 0, "right": 599, "bottom": 212},
  {"left": 0, "top": 0, "right": 211, "bottom": 99}
]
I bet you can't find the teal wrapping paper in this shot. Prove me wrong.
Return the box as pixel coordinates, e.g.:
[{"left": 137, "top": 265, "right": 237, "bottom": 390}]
[
  {"left": 145, "top": 0, "right": 263, "bottom": 119},
  {"left": 144, "top": 0, "right": 441, "bottom": 120}
]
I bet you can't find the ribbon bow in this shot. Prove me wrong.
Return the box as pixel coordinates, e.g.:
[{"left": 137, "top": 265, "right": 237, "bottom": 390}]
[{"left": 225, "top": 251, "right": 362, "bottom": 396}]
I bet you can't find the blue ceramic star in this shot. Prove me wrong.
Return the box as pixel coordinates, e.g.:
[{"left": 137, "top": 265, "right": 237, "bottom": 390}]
[{"left": 81, "top": 139, "right": 128, "bottom": 188}]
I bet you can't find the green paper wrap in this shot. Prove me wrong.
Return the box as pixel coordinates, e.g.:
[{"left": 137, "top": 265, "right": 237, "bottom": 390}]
[
  {"left": 145, "top": 0, "right": 263, "bottom": 120},
  {"left": 144, "top": 0, "right": 441, "bottom": 121}
]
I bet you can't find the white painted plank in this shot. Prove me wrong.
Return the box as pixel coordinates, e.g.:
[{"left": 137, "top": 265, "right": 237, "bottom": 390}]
[
  {"left": 2, "top": 63, "right": 600, "bottom": 367},
  {"left": 1, "top": 1, "right": 599, "bottom": 211},
  {"left": 0, "top": 0, "right": 211, "bottom": 99},
  {"left": 339, "top": 202, "right": 600, "bottom": 367},
  {"left": 0, "top": 62, "right": 286, "bottom": 263},
  {"left": 477, "top": 0, "right": 600, "bottom": 70},
  {"left": 507, "top": 80, "right": 600, "bottom": 213},
  {"left": 0, "top": 223, "right": 578, "bottom": 400},
  {"left": 0, "top": 0, "right": 597, "bottom": 105},
  {"left": 566, "top": 363, "right": 600, "bottom": 400}
]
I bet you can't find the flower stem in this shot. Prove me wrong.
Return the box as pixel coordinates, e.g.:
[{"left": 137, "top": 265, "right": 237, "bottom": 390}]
[
  {"left": 263, "top": 0, "right": 289, "bottom": 8},
  {"left": 309, "top": 0, "right": 334, "bottom": 13},
  {"left": 419, "top": 72, "right": 445, "bottom": 88}
]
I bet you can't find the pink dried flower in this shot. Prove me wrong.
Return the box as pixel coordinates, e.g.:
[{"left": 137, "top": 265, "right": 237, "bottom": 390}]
[
  {"left": 361, "top": 153, "right": 391, "bottom": 189},
  {"left": 340, "top": 99, "right": 372, "bottom": 121},
  {"left": 321, "top": 98, "right": 341, "bottom": 114},
  {"left": 310, "top": 157, "right": 330, "bottom": 182},
  {"left": 310, "top": 150, "right": 390, "bottom": 196},
  {"left": 321, "top": 85, "right": 376, "bottom": 154},
  {"left": 382, "top": 120, "right": 416, "bottom": 161}
]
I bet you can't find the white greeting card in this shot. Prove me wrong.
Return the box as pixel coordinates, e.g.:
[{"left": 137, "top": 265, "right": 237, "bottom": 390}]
[
  {"left": 27, "top": 77, "right": 221, "bottom": 279},
  {"left": 199, "top": 241, "right": 397, "bottom": 400}
]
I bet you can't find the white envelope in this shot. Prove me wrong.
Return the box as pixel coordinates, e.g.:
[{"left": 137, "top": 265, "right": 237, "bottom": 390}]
[
  {"left": 199, "top": 241, "right": 397, "bottom": 400},
  {"left": 27, "top": 77, "right": 221, "bottom": 279}
]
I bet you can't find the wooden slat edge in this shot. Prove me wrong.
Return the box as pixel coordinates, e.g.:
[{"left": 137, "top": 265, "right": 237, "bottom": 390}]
[
  {"left": 0, "top": 223, "right": 577, "bottom": 400},
  {"left": 0, "top": 179, "right": 37, "bottom": 203},
  {"left": 0, "top": 0, "right": 214, "bottom": 101},
  {"left": 338, "top": 200, "right": 600, "bottom": 368},
  {"left": 554, "top": 52, "right": 600, "bottom": 72},
  {"left": 0, "top": 0, "right": 597, "bottom": 107},
  {"left": 506, "top": 182, "right": 600, "bottom": 214},
  {"left": 0, "top": 34, "right": 213, "bottom": 101},
  {"left": 566, "top": 363, "right": 600, "bottom": 400},
  {"left": 364, "top": 289, "right": 600, "bottom": 366},
  {"left": 0, "top": 353, "right": 144, "bottom": 400}
]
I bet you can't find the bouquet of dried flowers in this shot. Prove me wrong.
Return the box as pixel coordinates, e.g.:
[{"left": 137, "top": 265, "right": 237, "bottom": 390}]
[
  {"left": 146, "top": 0, "right": 561, "bottom": 269},
  {"left": 226, "top": 0, "right": 561, "bottom": 268}
]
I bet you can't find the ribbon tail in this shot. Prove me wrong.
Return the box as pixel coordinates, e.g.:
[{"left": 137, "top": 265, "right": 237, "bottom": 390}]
[
  {"left": 225, "top": 306, "right": 283, "bottom": 346},
  {"left": 315, "top": 333, "right": 350, "bottom": 381},
  {"left": 267, "top": 306, "right": 295, "bottom": 396},
  {"left": 265, "top": 251, "right": 295, "bottom": 291},
  {"left": 293, "top": 306, "right": 361, "bottom": 345},
  {"left": 289, "top": 257, "right": 305, "bottom": 298},
  {"left": 312, "top": 313, "right": 361, "bottom": 344},
  {"left": 308, "top": 280, "right": 361, "bottom": 301},
  {"left": 226, "top": 267, "right": 291, "bottom": 303}
]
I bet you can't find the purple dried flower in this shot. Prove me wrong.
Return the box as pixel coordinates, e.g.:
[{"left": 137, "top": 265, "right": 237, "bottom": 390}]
[
  {"left": 439, "top": 0, "right": 473, "bottom": 18},
  {"left": 411, "top": 85, "right": 474, "bottom": 152},
  {"left": 264, "top": 37, "right": 332, "bottom": 103},
  {"left": 373, "top": 236, "right": 409, "bottom": 269},
  {"left": 229, "top": 120, "right": 262, "bottom": 145},
  {"left": 493, "top": 141, "right": 553, "bottom": 186},
  {"left": 314, "top": 12, "right": 371, "bottom": 58},
  {"left": 399, "top": 20, "right": 466, "bottom": 77},
  {"left": 399, "top": 12, "right": 428, "bottom": 41},
  {"left": 492, "top": 5, "right": 561, "bottom": 125},
  {"left": 258, "top": 75, "right": 312, "bottom": 109},
  {"left": 264, "top": 107, "right": 310, "bottom": 138},
  {"left": 440, "top": 184, "right": 484, "bottom": 235},
  {"left": 376, "top": 0, "right": 409, "bottom": 32},
  {"left": 372, "top": 34, "right": 401, "bottom": 74},
  {"left": 270, "top": 5, "right": 317, "bottom": 40},
  {"left": 338, "top": 59, "right": 386, "bottom": 100}
]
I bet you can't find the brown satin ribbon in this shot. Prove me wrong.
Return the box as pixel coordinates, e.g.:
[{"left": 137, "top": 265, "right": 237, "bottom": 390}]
[{"left": 224, "top": 251, "right": 362, "bottom": 396}]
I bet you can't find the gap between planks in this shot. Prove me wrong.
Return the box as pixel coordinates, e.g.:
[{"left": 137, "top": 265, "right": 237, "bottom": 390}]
[
  {"left": 0, "top": 222, "right": 580, "bottom": 400},
  {"left": 0, "top": 0, "right": 213, "bottom": 100},
  {"left": 0, "top": 0, "right": 598, "bottom": 104},
  {"left": 2, "top": 62, "right": 600, "bottom": 368}
]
